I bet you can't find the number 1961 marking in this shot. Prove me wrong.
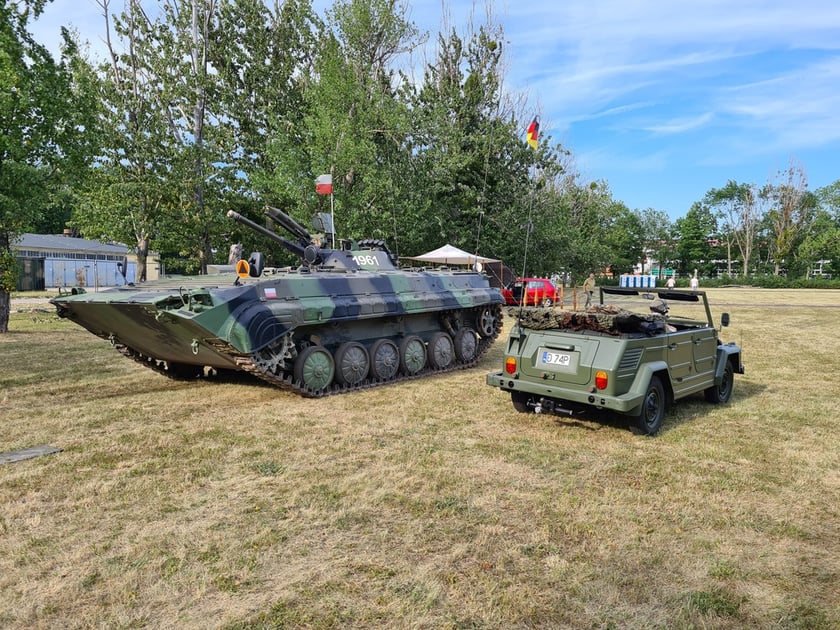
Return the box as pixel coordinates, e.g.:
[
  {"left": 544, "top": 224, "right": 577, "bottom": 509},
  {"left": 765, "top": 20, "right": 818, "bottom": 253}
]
[{"left": 352, "top": 254, "right": 379, "bottom": 267}]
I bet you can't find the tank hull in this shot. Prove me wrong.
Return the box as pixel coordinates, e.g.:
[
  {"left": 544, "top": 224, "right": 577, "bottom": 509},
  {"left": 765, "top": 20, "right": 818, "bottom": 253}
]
[{"left": 53, "top": 267, "right": 504, "bottom": 397}]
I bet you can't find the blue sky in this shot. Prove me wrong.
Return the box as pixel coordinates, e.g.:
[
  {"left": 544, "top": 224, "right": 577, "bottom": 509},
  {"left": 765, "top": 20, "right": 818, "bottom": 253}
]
[{"left": 31, "top": 0, "right": 840, "bottom": 220}]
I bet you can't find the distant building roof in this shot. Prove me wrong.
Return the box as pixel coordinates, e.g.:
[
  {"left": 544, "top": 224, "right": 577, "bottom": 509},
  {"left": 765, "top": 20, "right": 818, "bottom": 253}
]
[{"left": 15, "top": 233, "right": 130, "bottom": 255}]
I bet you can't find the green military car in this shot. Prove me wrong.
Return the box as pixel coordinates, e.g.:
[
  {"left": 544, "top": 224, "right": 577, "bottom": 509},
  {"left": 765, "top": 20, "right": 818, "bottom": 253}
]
[{"left": 486, "top": 286, "right": 744, "bottom": 435}]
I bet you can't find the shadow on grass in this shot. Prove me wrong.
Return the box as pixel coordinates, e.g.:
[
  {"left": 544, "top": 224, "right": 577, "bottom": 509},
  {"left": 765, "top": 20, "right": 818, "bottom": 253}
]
[
  {"left": 661, "top": 378, "right": 767, "bottom": 433},
  {"left": 529, "top": 377, "right": 769, "bottom": 437}
]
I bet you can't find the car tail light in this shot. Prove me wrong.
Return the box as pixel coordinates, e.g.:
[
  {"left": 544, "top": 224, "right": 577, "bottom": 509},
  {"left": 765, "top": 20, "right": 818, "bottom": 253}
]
[
  {"left": 595, "top": 371, "right": 608, "bottom": 390},
  {"left": 505, "top": 357, "right": 517, "bottom": 374}
]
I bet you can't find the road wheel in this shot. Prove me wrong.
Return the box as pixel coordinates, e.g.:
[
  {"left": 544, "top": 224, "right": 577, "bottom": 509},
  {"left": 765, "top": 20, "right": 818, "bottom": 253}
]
[
  {"left": 294, "top": 345, "right": 335, "bottom": 392},
  {"left": 704, "top": 361, "right": 734, "bottom": 404},
  {"left": 474, "top": 306, "right": 497, "bottom": 338},
  {"left": 453, "top": 327, "right": 478, "bottom": 363},
  {"left": 632, "top": 376, "right": 665, "bottom": 436},
  {"left": 399, "top": 335, "right": 426, "bottom": 375},
  {"left": 511, "top": 392, "right": 534, "bottom": 413},
  {"left": 334, "top": 341, "right": 369, "bottom": 386},
  {"left": 427, "top": 332, "right": 454, "bottom": 369},
  {"left": 369, "top": 339, "right": 399, "bottom": 381},
  {"left": 542, "top": 297, "right": 554, "bottom": 307}
]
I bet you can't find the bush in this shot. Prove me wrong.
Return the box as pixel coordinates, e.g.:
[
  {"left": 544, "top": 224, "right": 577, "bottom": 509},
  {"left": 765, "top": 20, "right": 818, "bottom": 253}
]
[{"left": 698, "top": 275, "right": 840, "bottom": 289}]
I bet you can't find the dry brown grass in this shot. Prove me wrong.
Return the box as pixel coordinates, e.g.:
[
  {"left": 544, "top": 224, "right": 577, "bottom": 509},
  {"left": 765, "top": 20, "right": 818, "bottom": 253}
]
[{"left": 1, "top": 288, "right": 838, "bottom": 629}]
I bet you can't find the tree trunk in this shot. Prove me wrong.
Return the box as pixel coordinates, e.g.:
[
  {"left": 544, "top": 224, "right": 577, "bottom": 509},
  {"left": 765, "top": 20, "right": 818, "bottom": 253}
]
[
  {"left": 727, "top": 240, "right": 733, "bottom": 276},
  {"left": 1, "top": 232, "right": 13, "bottom": 333},
  {"left": 136, "top": 237, "right": 149, "bottom": 282},
  {"left": 0, "top": 289, "right": 9, "bottom": 334}
]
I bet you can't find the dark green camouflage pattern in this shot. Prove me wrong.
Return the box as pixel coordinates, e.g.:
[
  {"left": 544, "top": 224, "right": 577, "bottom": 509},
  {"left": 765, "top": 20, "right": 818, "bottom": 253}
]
[{"left": 53, "top": 208, "right": 504, "bottom": 397}]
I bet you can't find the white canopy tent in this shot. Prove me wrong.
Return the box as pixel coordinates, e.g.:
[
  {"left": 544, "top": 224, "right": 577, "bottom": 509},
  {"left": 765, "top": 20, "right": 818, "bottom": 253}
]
[
  {"left": 402, "top": 244, "right": 499, "bottom": 266},
  {"left": 403, "top": 244, "right": 512, "bottom": 288}
]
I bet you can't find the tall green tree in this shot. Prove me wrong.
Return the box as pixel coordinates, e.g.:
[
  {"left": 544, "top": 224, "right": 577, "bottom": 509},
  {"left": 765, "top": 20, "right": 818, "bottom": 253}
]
[
  {"left": 73, "top": 0, "right": 173, "bottom": 282},
  {"left": 411, "top": 20, "right": 538, "bottom": 260},
  {"left": 529, "top": 179, "right": 618, "bottom": 280},
  {"left": 816, "top": 179, "right": 840, "bottom": 216},
  {"left": 766, "top": 161, "right": 815, "bottom": 276},
  {"left": 1, "top": 0, "right": 95, "bottom": 332},
  {"left": 674, "top": 202, "right": 717, "bottom": 277},
  {"left": 601, "top": 203, "right": 644, "bottom": 276},
  {"left": 804, "top": 180, "right": 840, "bottom": 278},
  {"left": 704, "top": 180, "right": 760, "bottom": 277},
  {"left": 637, "top": 208, "right": 672, "bottom": 276},
  {"left": 797, "top": 207, "right": 840, "bottom": 278},
  {"left": 77, "top": 0, "right": 239, "bottom": 275},
  {"left": 212, "top": 0, "right": 319, "bottom": 216},
  {"left": 295, "top": 0, "right": 420, "bottom": 251},
  {"left": 151, "top": 0, "right": 231, "bottom": 273},
  {"left": 414, "top": 27, "right": 496, "bottom": 247}
]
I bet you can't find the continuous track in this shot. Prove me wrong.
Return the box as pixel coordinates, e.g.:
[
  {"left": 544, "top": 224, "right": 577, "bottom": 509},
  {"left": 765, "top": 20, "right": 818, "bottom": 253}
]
[{"left": 113, "top": 305, "right": 503, "bottom": 398}]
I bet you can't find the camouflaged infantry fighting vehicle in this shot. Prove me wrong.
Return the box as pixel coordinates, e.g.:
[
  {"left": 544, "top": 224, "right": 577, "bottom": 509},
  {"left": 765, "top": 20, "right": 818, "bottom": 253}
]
[
  {"left": 52, "top": 206, "right": 504, "bottom": 397},
  {"left": 486, "top": 286, "right": 744, "bottom": 435}
]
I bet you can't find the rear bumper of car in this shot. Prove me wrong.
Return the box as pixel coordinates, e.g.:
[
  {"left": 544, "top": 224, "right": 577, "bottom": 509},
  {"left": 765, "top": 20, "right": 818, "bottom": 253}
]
[{"left": 486, "top": 371, "right": 643, "bottom": 414}]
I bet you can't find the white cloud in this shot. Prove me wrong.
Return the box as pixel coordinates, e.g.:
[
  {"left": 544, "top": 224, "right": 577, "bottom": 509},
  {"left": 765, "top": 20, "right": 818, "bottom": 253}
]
[
  {"left": 643, "top": 113, "right": 714, "bottom": 135},
  {"left": 717, "top": 57, "right": 840, "bottom": 149},
  {"left": 23, "top": 0, "right": 840, "bottom": 213}
]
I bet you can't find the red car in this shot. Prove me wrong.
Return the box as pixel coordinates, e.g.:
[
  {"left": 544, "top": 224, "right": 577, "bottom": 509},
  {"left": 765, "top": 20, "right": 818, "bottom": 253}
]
[{"left": 502, "top": 277, "right": 559, "bottom": 307}]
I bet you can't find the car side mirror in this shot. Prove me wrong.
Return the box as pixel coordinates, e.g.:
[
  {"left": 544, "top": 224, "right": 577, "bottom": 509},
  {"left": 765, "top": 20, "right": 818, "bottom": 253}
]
[{"left": 721, "top": 312, "right": 730, "bottom": 327}]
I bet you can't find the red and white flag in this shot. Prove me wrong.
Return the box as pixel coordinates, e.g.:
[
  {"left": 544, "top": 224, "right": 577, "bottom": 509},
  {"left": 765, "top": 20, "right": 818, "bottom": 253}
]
[{"left": 315, "top": 174, "right": 333, "bottom": 195}]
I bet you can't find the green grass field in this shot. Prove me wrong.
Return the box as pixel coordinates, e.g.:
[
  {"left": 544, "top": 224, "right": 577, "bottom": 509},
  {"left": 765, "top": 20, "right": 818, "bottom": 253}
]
[{"left": 1, "top": 288, "right": 838, "bottom": 628}]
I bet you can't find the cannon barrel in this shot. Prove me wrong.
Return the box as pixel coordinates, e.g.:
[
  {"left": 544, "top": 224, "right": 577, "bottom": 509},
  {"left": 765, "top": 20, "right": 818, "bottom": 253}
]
[
  {"left": 226, "top": 210, "right": 306, "bottom": 259},
  {"left": 265, "top": 205, "right": 312, "bottom": 244}
]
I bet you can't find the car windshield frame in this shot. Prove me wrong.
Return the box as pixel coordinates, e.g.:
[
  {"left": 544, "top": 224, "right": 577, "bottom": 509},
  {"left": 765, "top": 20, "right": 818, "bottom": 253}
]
[{"left": 599, "top": 286, "right": 713, "bottom": 327}]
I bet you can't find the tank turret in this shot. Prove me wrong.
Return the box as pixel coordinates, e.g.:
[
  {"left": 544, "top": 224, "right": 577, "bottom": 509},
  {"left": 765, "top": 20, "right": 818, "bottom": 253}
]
[{"left": 227, "top": 206, "right": 398, "bottom": 271}]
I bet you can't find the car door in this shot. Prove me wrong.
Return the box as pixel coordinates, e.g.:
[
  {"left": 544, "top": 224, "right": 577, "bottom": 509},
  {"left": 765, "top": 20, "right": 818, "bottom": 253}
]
[
  {"left": 666, "top": 328, "right": 696, "bottom": 397},
  {"left": 667, "top": 326, "right": 718, "bottom": 397},
  {"left": 691, "top": 327, "right": 718, "bottom": 384}
]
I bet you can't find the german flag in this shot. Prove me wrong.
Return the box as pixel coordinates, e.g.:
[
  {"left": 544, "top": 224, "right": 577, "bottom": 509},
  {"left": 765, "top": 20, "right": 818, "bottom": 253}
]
[{"left": 526, "top": 117, "right": 539, "bottom": 149}]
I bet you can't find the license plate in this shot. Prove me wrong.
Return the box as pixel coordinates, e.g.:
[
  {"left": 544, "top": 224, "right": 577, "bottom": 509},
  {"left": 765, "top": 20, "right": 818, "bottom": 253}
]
[{"left": 540, "top": 350, "right": 571, "bottom": 366}]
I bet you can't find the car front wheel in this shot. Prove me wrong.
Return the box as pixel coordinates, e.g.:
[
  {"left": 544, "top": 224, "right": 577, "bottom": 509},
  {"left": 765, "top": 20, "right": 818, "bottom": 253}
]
[
  {"left": 704, "top": 361, "right": 734, "bottom": 404},
  {"left": 632, "top": 376, "right": 665, "bottom": 436}
]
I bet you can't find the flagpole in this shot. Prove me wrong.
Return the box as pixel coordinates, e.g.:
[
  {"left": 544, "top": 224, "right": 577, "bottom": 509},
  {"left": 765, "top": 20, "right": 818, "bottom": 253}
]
[
  {"left": 315, "top": 174, "right": 335, "bottom": 247},
  {"left": 330, "top": 192, "right": 335, "bottom": 249},
  {"left": 519, "top": 165, "right": 535, "bottom": 306},
  {"left": 519, "top": 116, "right": 539, "bottom": 319}
]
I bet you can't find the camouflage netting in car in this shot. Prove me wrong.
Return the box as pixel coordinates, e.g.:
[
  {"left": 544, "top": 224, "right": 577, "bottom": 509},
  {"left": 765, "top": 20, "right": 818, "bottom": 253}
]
[{"left": 508, "top": 304, "right": 667, "bottom": 336}]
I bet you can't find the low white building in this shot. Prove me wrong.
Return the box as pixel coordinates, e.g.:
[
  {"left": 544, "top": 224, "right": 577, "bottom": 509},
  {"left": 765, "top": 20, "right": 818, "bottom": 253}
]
[{"left": 13, "top": 233, "right": 159, "bottom": 290}]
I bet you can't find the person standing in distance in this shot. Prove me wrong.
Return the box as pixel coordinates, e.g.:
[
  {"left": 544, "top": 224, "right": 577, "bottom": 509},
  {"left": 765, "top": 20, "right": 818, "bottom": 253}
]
[
  {"left": 583, "top": 272, "right": 596, "bottom": 309},
  {"left": 690, "top": 270, "right": 699, "bottom": 292}
]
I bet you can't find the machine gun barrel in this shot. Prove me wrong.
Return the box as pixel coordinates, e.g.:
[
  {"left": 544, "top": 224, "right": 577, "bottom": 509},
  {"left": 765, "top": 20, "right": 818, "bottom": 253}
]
[
  {"left": 226, "top": 210, "right": 305, "bottom": 259},
  {"left": 265, "top": 205, "right": 312, "bottom": 244}
]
